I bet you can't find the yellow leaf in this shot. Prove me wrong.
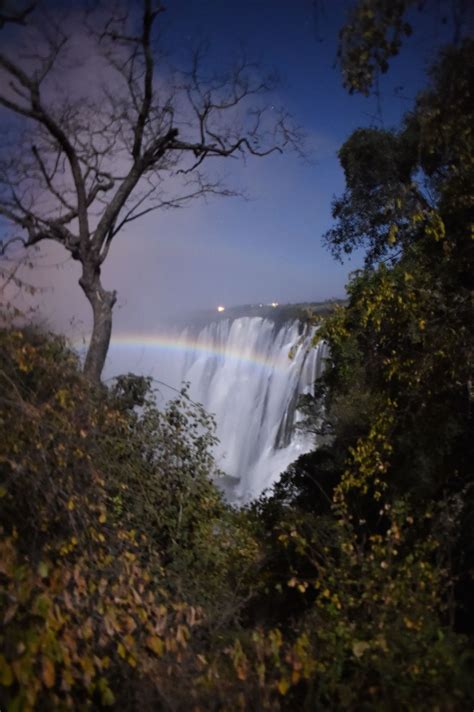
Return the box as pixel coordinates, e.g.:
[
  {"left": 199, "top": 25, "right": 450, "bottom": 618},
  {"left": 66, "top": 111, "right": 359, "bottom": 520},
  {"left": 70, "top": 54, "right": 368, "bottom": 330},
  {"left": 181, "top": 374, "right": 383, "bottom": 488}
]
[
  {"left": 97, "top": 677, "right": 115, "bottom": 706},
  {"left": 277, "top": 678, "right": 290, "bottom": 695},
  {"left": 56, "top": 389, "right": 68, "bottom": 407},
  {"left": 387, "top": 224, "right": 398, "bottom": 245},
  {"left": 352, "top": 640, "right": 370, "bottom": 659},
  {"left": 117, "top": 642, "right": 126, "bottom": 659},
  {"left": 146, "top": 635, "right": 164, "bottom": 657},
  {"left": 291, "top": 670, "right": 301, "bottom": 684},
  {"left": 41, "top": 657, "right": 55, "bottom": 689},
  {"left": 99, "top": 512, "right": 107, "bottom": 524}
]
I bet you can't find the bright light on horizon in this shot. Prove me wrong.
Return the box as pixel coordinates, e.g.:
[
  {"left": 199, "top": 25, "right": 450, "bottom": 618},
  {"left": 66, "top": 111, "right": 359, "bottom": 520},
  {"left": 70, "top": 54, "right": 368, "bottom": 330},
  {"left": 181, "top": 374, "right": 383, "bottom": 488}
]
[{"left": 217, "top": 305, "right": 225, "bottom": 312}]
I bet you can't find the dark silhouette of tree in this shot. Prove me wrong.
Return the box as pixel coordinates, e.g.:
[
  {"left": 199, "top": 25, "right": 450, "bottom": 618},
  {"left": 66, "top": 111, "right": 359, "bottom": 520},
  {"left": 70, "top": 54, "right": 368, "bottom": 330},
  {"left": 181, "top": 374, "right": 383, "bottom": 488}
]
[
  {"left": 0, "top": 0, "right": 300, "bottom": 382},
  {"left": 0, "top": 1, "right": 35, "bottom": 28}
]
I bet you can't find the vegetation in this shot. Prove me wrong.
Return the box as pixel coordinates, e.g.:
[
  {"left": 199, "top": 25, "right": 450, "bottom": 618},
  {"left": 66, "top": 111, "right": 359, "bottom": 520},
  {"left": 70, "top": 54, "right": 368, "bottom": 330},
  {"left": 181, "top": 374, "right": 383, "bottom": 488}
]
[
  {"left": 0, "top": 327, "right": 262, "bottom": 710},
  {"left": 252, "top": 33, "right": 474, "bottom": 709},
  {"left": 1, "top": 2, "right": 473, "bottom": 710}
]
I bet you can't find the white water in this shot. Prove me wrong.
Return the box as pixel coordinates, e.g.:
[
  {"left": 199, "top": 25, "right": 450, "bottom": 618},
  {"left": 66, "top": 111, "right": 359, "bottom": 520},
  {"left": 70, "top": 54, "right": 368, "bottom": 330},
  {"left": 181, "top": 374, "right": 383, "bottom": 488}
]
[{"left": 108, "top": 316, "right": 327, "bottom": 503}]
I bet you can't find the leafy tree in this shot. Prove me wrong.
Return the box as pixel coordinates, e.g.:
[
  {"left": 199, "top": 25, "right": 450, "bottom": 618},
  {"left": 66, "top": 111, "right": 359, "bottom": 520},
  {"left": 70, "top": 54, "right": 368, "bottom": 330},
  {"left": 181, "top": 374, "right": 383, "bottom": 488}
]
[
  {"left": 323, "top": 126, "right": 420, "bottom": 265},
  {"left": 0, "top": 0, "right": 299, "bottom": 383},
  {"left": 322, "top": 31, "right": 473, "bottom": 607},
  {"left": 247, "top": 28, "right": 474, "bottom": 711},
  {"left": 338, "top": 0, "right": 473, "bottom": 94},
  {"left": 328, "top": 38, "right": 474, "bottom": 267}
]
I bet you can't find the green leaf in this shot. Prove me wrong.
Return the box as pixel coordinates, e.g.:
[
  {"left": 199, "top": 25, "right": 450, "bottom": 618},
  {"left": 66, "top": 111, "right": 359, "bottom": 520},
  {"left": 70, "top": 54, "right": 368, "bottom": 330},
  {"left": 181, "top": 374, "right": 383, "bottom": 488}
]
[
  {"left": 0, "top": 655, "right": 14, "bottom": 686},
  {"left": 98, "top": 677, "right": 116, "bottom": 706},
  {"left": 38, "top": 561, "right": 49, "bottom": 579}
]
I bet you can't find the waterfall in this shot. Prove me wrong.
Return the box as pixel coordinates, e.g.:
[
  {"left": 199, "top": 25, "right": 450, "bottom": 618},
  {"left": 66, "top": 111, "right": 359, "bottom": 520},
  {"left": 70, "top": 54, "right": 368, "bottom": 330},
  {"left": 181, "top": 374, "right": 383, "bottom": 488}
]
[{"left": 107, "top": 315, "right": 327, "bottom": 503}]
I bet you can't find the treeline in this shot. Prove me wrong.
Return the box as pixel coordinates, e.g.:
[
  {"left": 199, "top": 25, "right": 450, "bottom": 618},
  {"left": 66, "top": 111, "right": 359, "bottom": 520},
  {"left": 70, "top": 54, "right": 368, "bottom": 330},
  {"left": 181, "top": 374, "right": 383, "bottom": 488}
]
[
  {"left": 251, "top": 36, "right": 474, "bottom": 708},
  {"left": 1, "top": 28, "right": 473, "bottom": 712}
]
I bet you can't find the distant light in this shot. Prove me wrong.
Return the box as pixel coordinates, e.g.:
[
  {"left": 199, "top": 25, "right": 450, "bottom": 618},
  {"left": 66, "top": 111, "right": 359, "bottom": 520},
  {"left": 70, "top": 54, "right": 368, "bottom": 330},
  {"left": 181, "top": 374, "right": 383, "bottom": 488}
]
[
  {"left": 271, "top": 301, "right": 279, "bottom": 308},
  {"left": 217, "top": 305, "right": 225, "bottom": 312}
]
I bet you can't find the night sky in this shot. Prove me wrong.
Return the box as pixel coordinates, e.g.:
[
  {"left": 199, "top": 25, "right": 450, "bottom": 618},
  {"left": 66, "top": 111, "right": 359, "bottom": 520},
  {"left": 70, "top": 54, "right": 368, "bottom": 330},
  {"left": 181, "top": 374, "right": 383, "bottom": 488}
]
[{"left": 4, "top": 0, "right": 462, "bottom": 337}]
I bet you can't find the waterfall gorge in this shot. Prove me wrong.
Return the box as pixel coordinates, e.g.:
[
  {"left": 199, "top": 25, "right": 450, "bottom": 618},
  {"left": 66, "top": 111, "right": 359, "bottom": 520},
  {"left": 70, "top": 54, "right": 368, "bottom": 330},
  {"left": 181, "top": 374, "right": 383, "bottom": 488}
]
[{"left": 107, "top": 313, "right": 327, "bottom": 502}]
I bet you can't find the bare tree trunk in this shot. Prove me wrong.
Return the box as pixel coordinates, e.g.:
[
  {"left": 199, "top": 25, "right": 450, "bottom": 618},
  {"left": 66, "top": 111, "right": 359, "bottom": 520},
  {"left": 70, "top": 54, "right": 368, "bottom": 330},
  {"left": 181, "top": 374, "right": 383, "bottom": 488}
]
[
  {"left": 0, "top": 1, "right": 300, "bottom": 388},
  {"left": 79, "top": 264, "right": 117, "bottom": 384}
]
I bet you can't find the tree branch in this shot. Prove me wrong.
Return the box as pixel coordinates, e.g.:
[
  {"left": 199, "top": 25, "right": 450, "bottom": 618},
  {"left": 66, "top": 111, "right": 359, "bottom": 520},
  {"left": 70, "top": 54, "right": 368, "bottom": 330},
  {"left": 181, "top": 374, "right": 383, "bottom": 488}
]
[
  {"left": 0, "top": 2, "right": 35, "bottom": 29},
  {"left": 131, "top": 1, "right": 165, "bottom": 160},
  {"left": 0, "top": 49, "right": 90, "bottom": 245}
]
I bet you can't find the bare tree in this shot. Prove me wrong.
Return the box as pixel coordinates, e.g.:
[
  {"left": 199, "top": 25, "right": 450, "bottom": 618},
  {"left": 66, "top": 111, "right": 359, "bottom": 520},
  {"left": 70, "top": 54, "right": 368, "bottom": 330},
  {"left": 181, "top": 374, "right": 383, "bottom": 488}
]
[{"left": 0, "top": 0, "right": 300, "bottom": 383}]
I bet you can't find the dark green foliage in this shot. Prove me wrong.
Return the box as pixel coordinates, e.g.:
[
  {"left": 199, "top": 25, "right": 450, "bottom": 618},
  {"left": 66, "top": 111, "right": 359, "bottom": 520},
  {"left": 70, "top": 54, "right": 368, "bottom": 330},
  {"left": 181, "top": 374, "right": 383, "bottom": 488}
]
[
  {"left": 324, "top": 127, "right": 420, "bottom": 264},
  {"left": 247, "top": 32, "right": 474, "bottom": 709},
  {"left": 338, "top": 0, "right": 417, "bottom": 94},
  {"left": 327, "top": 37, "right": 474, "bottom": 269},
  {"left": 0, "top": 327, "right": 259, "bottom": 710}
]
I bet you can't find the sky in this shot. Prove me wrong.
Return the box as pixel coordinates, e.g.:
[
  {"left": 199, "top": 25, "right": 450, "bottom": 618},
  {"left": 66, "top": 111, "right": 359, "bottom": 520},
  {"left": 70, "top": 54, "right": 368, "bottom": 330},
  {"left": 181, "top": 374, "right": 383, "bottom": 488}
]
[{"left": 1, "top": 0, "right": 467, "bottom": 340}]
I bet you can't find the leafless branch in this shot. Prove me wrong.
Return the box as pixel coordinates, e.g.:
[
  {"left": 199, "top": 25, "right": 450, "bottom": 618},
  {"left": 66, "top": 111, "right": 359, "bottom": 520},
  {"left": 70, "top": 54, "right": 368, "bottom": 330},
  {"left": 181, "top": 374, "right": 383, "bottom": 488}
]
[
  {"left": 0, "top": 2, "right": 35, "bottom": 29},
  {"left": 0, "top": 0, "right": 303, "bottom": 381}
]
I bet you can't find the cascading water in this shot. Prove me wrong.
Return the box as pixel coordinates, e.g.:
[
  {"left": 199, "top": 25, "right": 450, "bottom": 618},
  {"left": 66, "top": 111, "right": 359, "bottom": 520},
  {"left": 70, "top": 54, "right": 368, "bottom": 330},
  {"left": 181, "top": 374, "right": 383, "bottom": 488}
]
[{"left": 107, "top": 314, "right": 327, "bottom": 503}]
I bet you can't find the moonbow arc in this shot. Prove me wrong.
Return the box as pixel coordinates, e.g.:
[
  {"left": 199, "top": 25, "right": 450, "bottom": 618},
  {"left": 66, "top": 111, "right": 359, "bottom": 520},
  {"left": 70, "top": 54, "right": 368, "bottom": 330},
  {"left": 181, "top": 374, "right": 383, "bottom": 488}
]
[{"left": 106, "top": 331, "right": 290, "bottom": 372}]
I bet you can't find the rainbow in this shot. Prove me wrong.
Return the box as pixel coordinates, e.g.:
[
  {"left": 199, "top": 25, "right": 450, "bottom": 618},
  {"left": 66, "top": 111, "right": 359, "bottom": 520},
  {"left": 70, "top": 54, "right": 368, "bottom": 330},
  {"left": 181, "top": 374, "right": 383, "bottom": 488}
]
[{"left": 102, "top": 333, "right": 290, "bottom": 371}]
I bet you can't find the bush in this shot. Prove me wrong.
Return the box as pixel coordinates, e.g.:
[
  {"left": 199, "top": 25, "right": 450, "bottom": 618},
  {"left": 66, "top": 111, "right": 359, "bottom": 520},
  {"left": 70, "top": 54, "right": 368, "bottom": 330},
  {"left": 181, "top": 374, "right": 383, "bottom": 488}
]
[{"left": 0, "top": 327, "right": 235, "bottom": 710}]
